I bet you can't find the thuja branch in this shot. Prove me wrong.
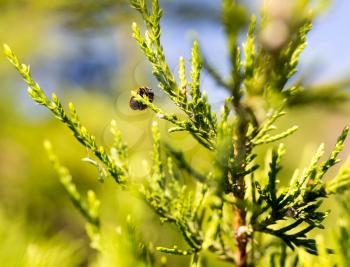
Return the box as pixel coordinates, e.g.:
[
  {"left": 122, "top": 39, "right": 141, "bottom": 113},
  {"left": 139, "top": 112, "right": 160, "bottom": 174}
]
[
  {"left": 4, "top": 0, "right": 350, "bottom": 266},
  {"left": 221, "top": 1, "right": 254, "bottom": 266},
  {"left": 44, "top": 141, "right": 102, "bottom": 250},
  {"left": 3, "top": 43, "right": 235, "bottom": 265},
  {"left": 130, "top": 0, "right": 217, "bottom": 150},
  {"left": 3, "top": 44, "right": 127, "bottom": 185}
]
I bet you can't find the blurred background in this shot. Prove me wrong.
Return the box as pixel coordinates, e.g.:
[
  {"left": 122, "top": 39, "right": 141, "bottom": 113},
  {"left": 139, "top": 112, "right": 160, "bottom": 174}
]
[{"left": 0, "top": 0, "right": 349, "bottom": 266}]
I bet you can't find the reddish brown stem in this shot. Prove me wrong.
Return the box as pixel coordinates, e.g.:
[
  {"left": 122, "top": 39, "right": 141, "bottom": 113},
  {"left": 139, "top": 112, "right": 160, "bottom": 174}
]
[
  {"left": 234, "top": 187, "right": 247, "bottom": 267},
  {"left": 233, "top": 102, "right": 249, "bottom": 267}
]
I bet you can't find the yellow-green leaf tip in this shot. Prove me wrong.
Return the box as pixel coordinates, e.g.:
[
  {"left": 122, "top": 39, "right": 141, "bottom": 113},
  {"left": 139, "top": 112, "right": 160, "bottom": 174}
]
[
  {"left": 3, "top": 43, "right": 11, "bottom": 55},
  {"left": 43, "top": 140, "right": 52, "bottom": 150}
]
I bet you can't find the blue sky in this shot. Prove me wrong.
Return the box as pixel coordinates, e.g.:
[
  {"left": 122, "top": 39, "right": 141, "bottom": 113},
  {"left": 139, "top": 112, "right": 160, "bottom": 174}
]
[{"left": 303, "top": 0, "right": 350, "bottom": 82}]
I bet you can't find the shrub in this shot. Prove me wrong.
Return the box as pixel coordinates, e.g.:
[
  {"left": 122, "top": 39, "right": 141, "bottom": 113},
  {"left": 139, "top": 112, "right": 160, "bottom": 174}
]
[{"left": 4, "top": 0, "right": 350, "bottom": 266}]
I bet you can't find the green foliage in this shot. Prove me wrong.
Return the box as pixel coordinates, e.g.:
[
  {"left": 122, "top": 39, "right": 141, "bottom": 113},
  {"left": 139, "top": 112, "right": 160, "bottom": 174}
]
[
  {"left": 0, "top": 207, "right": 83, "bottom": 267},
  {"left": 3, "top": 0, "right": 350, "bottom": 266},
  {"left": 45, "top": 141, "right": 101, "bottom": 250},
  {"left": 251, "top": 108, "right": 299, "bottom": 146},
  {"left": 327, "top": 155, "right": 350, "bottom": 194},
  {"left": 253, "top": 128, "right": 349, "bottom": 254},
  {"left": 130, "top": 0, "right": 216, "bottom": 150},
  {"left": 3, "top": 44, "right": 127, "bottom": 185}
]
